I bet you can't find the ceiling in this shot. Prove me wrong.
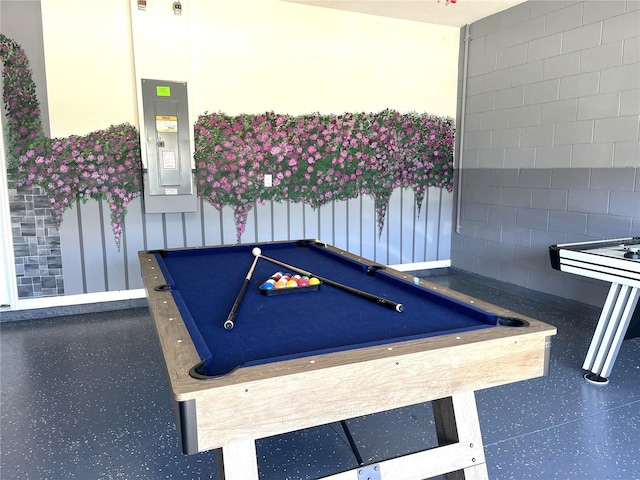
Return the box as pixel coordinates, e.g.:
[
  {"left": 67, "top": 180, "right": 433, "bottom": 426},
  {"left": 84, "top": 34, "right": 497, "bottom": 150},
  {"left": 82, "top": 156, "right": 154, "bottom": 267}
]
[{"left": 284, "top": 0, "right": 528, "bottom": 28}]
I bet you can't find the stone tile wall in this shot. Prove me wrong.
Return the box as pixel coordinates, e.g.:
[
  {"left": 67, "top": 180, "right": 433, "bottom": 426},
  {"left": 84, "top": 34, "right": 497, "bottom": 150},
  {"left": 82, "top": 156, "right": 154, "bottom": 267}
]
[{"left": 8, "top": 175, "right": 64, "bottom": 298}]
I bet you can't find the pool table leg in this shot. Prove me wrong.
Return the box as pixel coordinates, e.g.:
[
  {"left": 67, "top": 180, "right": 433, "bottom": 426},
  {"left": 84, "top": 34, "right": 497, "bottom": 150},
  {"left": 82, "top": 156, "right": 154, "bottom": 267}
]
[
  {"left": 216, "top": 439, "right": 259, "bottom": 480},
  {"left": 433, "top": 392, "right": 489, "bottom": 480}
]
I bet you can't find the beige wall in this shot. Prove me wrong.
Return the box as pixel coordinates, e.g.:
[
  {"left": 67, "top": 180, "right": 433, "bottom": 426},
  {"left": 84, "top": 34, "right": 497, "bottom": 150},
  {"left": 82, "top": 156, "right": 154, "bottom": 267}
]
[
  {"left": 188, "top": 1, "right": 459, "bottom": 116},
  {"left": 41, "top": 0, "right": 460, "bottom": 139},
  {"left": 9, "top": 0, "right": 460, "bottom": 299},
  {"left": 41, "top": 0, "right": 137, "bottom": 137}
]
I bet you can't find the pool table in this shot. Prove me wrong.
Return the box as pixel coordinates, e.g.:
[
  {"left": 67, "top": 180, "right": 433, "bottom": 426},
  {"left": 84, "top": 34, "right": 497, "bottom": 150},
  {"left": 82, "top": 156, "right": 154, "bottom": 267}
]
[{"left": 139, "top": 240, "right": 556, "bottom": 480}]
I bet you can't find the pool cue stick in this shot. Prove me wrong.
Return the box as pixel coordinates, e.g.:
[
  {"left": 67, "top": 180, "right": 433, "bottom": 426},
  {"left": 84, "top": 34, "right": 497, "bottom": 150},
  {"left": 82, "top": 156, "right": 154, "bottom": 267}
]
[
  {"left": 253, "top": 249, "right": 403, "bottom": 313},
  {"left": 223, "top": 252, "right": 260, "bottom": 330}
]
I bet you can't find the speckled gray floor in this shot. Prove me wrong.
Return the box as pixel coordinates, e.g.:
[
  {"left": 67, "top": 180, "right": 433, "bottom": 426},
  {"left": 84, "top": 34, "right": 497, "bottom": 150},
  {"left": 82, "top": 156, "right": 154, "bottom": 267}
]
[{"left": 1, "top": 270, "right": 639, "bottom": 479}]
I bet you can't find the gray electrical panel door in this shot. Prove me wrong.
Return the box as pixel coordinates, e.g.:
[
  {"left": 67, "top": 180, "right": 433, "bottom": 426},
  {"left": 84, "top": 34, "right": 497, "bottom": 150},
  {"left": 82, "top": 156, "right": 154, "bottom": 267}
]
[{"left": 141, "top": 79, "right": 196, "bottom": 213}]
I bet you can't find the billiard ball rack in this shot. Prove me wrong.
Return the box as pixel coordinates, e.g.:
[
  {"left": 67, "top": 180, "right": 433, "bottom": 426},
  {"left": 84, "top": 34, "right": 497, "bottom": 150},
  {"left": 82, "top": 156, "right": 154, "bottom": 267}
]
[
  {"left": 259, "top": 276, "right": 322, "bottom": 295},
  {"left": 253, "top": 249, "right": 405, "bottom": 312}
]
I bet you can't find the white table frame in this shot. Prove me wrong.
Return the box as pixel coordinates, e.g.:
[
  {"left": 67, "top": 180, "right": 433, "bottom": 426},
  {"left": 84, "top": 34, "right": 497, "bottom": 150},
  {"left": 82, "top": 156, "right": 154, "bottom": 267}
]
[{"left": 551, "top": 237, "right": 640, "bottom": 383}]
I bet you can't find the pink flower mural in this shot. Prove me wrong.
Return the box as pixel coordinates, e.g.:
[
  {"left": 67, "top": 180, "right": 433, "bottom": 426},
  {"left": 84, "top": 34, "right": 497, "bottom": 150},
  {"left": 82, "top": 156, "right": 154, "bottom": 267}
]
[{"left": 2, "top": 34, "right": 455, "bottom": 246}]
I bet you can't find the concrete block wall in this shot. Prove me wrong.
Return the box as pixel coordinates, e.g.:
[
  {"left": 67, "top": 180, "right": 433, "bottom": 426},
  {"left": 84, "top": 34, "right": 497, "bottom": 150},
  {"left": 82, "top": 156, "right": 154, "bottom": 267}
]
[{"left": 453, "top": 0, "right": 640, "bottom": 307}]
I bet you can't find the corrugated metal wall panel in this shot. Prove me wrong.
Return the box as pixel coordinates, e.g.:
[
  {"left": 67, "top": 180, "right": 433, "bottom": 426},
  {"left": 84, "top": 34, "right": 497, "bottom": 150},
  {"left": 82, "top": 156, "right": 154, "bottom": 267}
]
[
  {"left": 60, "top": 188, "right": 453, "bottom": 294},
  {"left": 122, "top": 198, "right": 146, "bottom": 290}
]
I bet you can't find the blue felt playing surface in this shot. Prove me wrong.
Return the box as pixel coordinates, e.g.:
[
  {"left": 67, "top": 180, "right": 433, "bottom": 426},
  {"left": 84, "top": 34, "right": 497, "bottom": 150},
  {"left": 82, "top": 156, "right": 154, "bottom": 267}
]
[{"left": 155, "top": 241, "right": 497, "bottom": 377}]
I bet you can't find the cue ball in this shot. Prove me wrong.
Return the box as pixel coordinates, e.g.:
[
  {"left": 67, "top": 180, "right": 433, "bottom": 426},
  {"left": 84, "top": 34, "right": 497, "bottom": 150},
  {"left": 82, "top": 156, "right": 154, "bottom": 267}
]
[{"left": 252, "top": 247, "right": 262, "bottom": 256}]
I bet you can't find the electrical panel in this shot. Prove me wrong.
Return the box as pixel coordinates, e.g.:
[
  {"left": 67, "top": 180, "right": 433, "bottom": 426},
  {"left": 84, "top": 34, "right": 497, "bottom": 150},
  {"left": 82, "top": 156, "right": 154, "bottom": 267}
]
[{"left": 141, "top": 79, "right": 196, "bottom": 213}]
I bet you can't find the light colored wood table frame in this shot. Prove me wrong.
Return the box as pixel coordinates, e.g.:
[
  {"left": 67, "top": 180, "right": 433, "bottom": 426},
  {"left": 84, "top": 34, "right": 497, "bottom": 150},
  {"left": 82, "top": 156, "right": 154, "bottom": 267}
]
[
  {"left": 139, "top": 245, "right": 556, "bottom": 480},
  {"left": 552, "top": 237, "right": 640, "bottom": 383}
]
